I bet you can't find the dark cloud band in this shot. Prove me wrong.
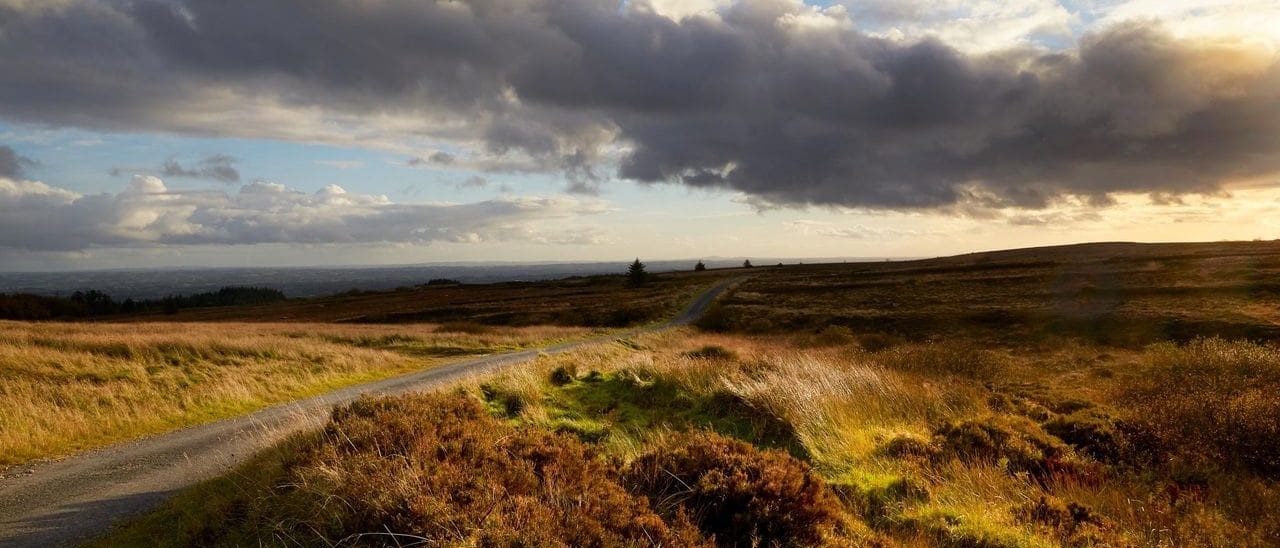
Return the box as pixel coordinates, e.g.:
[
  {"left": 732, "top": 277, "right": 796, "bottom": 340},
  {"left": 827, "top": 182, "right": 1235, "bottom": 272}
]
[{"left": 1, "top": 0, "right": 1277, "bottom": 210}]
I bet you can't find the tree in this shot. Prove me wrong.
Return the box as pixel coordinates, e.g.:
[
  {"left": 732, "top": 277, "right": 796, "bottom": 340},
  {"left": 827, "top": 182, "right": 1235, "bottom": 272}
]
[
  {"left": 627, "top": 258, "right": 648, "bottom": 287},
  {"left": 694, "top": 260, "right": 707, "bottom": 272},
  {"left": 743, "top": 259, "right": 753, "bottom": 268}
]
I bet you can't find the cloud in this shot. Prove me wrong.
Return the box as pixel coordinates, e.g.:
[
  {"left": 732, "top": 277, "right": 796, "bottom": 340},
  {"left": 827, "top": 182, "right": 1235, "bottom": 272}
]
[
  {"left": 0, "top": 175, "right": 609, "bottom": 251},
  {"left": 840, "top": 0, "right": 1078, "bottom": 51},
  {"left": 0, "top": 145, "right": 36, "bottom": 178},
  {"left": 160, "top": 154, "right": 240, "bottom": 183},
  {"left": 785, "top": 219, "right": 922, "bottom": 239},
  {"left": 314, "top": 160, "right": 365, "bottom": 169},
  {"left": 0, "top": 1, "right": 1278, "bottom": 211}
]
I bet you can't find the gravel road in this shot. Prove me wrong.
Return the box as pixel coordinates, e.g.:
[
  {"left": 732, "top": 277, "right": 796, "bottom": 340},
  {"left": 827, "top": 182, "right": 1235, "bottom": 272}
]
[{"left": 0, "top": 277, "right": 743, "bottom": 548}]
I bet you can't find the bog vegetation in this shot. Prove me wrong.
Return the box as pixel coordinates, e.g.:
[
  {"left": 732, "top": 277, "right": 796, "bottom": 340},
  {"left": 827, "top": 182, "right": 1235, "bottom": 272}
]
[{"left": 58, "top": 241, "right": 1280, "bottom": 546}]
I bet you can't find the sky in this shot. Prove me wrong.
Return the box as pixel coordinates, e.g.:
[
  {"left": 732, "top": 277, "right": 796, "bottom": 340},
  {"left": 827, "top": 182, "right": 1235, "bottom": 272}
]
[{"left": 1, "top": 0, "right": 1278, "bottom": 270}]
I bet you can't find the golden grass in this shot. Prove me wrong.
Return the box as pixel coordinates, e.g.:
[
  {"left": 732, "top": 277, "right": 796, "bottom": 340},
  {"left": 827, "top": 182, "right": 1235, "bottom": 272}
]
[
  {"left": 0, "top": 320, "right": 591, "bottom": 467},
  {"left": 469, "top": 330, "right": 1280, "bottom": 547},
  {"left": 86, "top": 323, "right": 1280, "bottom": 547}
]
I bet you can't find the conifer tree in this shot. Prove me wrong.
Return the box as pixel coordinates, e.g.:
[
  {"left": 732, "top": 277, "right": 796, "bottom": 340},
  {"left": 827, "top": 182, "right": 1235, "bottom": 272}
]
[{"left": 627, "top": 258, "right": 648, "bottom": 287}]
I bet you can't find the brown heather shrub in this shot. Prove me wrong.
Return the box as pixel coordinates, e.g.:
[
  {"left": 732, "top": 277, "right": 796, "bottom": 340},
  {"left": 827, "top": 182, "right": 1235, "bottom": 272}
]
[
  {"left": 1122, "top": 337, "right": 1280, "bottom": 477},
  {"left": 693, "top": 303, "right": 735, "bottom": 333},
  {"left": 878, "top": 434, "right": 943, "bottom": 462},
  {"left": 1043, "top": 408, "right": 1136, "bottom": 465},
  {"left": 933, "top": 415, "right": 1076, "bottom": 478},
  {"left": 624, "top": 432, "right": 846, "bottom": 548},
  {"left": 230, "top": 393, "right": 710, "bottom": 547},
  {"left": 812, "top": 325, "right": 856, "bottom": 347}
]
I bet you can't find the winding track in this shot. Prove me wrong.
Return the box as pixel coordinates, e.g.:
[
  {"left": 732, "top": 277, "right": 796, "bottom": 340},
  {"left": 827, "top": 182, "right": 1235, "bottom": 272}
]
[{"left": 0, "top": 277, "right": 744, "bottom": 548}]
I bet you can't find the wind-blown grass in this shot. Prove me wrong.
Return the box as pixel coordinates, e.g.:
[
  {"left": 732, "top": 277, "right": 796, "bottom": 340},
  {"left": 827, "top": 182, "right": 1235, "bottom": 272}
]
[{"left": 0, "top": 320, "right": 589, "bottom": 467}]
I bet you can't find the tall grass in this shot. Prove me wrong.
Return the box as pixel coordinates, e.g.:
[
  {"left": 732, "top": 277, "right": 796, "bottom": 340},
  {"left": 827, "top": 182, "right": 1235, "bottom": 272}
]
[
  {"left": 0, "top": 320, "right": 587, "bottom": 466},
  {"left": 89, "top": 330, "right": 1280, "bottom": 547}
]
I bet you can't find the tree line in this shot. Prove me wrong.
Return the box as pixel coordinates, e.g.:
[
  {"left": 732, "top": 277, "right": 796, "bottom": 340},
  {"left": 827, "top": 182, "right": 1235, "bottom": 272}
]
[{"left": 0, "top": 286, "right": 286, "bottom": 320}]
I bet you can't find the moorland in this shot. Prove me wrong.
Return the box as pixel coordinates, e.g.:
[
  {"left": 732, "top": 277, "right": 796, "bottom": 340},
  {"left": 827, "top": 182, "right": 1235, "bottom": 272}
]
[{"left": 8, "top": 241, "right": 1280, "bottom": 547}]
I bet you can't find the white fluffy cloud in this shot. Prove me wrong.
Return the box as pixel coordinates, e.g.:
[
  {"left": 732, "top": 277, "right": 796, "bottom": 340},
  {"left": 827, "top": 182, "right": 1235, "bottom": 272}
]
[
  {"left": 842, "top": 0, "right": 1078, "bottom": 51},
  {"left": 0, "top": 175, "right": 610, "bottom": 251}
]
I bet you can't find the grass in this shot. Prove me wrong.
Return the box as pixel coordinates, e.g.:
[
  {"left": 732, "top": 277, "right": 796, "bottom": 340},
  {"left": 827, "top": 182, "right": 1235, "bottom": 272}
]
[
  {"left": 704, "top": 240, "right": 1280, "bottom": 346},
  {"left": 0, "top": 321, "right": 590, "bottom": 467},
  {"left": 84, "top": 241, "right": 1280, "bottom": 546},
  {"left": 153, "top": 270, "right": 733, "bottom": 327},
  {"left": 94, "top": 327, "right": 1280, "bottom": 547}
]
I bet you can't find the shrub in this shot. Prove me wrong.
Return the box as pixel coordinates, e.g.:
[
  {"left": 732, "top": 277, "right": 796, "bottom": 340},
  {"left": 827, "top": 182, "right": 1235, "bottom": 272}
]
[
  {"left": 694, "top": 303, "right": 735, "bottom": 333},
  {"left": 1043, "top": 408, "right": 1133, "bottom": 465},
  {"left": 834, "top": 475, "right": 931, "bottom": 527},
  {"left": 934, "top": 415, "right": 1074, "bottom": 477},
  {"left": 625, "top": 432, "right": 845, "bottom": 547},
  {"left": 1016, "top": 495, "right": 1095, "bottom": 528},
  {"left": 813, "top": 325, "right": 856, "bottom": 347},
  {"left": 878, "top": 434, "right": 942, "bottom": 461},
  {"left": 1122, "top": 338, "right": 1280, "bottom": 476},
  {"left": 480, "top": 382, "right": 531, "bottom": 417},
  {"left": 549, "top": 365, "right": 575, "bottom": 386},
  {"left": 198, "top": 393, "right": 712, "bottom": 547}
]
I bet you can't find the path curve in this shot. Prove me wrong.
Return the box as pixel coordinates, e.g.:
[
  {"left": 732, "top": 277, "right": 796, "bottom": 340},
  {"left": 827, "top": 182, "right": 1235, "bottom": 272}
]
[{"left": 0, "top": 277, "right": 745, "bottom": 548}]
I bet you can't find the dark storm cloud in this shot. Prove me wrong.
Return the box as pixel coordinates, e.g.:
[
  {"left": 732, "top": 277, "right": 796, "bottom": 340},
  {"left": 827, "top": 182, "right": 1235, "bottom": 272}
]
[
  {"left": 0, "top": 146, "right": 36, "bottom": 179},
  {"left": 160, "top": 154, "right": 240, "bottom": 183},
  {"left": 2, "top": 0, "right": 1278, "bottom": 210}
]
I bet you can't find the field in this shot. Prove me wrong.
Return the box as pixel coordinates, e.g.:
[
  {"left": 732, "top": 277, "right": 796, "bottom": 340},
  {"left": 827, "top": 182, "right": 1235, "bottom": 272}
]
[
  {"left": 39, "top": 241, "right": 1280, "bottom": 546},
  {"left": 701, "top": 241, "right": 1280, "bottom": 346},
  {"left": 151, "top": 270, "right": 728, "bottom": 326},
  {"left": 0, "top": 321, "right": 591, "bottom": 467},
  {"left": 0, "top": 271, "right": 730, "bottom": 468}
]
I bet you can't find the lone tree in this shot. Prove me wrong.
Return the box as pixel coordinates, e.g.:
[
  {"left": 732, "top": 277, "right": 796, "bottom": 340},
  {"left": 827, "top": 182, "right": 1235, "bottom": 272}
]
[
  {"left": 694, "top": 260, "right": 707, "bottom": 272},
  {"left": 627, "top": 258, "right": 648, "bottom": 287},
  {"left": 743, "top": 259, "right": 754, "bottom": 268}
]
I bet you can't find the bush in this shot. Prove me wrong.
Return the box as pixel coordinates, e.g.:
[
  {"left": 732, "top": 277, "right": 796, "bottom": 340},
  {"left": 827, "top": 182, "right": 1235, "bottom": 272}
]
[
  {"left": 1043, "top": 409, "right": 1134, "bottom": 465},
  {"left": 549, "top": 365, "right": 575, "bottom": 386},
  {"left": 479, "top": 382, "right": 531, "bottom": 417},
  {"left": 1014, "top": 495, "right": 1098, "bottom": 533},
  {"left": 624, "top": 432, "right": 845, "bottom": 548},
  {"left": 1122, "top": 338, "right": 1280, "bottom": 476},
  {"left": 193, "top": 393, "right": 712, "bottom": 547},
  {"left": 878, "top": 434, "right": 942, "bottom": 461},
  {"left": 835, "top": 476, "right": 930, "bottom": 527},
  {"left": 694, "top": 303, "right": 735, "bottom": 333},
  {"left": 934, "top": 415, "right": 1074, "bottom": 477},
  {"left": 813, "top": 325, "right": 856, "bottom": 346}
]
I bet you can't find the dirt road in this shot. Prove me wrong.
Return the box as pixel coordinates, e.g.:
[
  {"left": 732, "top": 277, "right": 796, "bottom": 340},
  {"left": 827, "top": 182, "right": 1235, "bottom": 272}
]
[{"left": 0, "top": 277, "right": 743, "bottom": 548}]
